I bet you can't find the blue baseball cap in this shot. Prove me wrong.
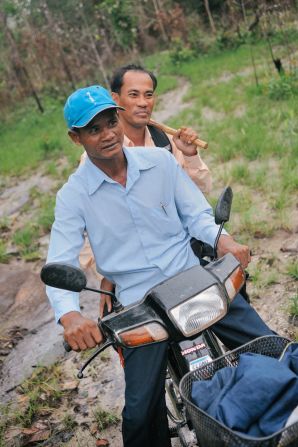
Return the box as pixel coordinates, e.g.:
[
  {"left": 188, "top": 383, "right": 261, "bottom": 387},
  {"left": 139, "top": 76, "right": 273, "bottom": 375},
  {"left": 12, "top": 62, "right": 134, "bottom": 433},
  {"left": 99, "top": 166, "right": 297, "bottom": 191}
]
[{"left": 64, "top": 85, "right": 124, "bottom": 129}]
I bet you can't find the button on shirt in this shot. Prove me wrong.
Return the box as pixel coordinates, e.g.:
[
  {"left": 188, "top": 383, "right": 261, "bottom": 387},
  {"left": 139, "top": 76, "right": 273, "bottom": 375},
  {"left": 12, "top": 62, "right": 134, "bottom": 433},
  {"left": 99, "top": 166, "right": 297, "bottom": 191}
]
[{"left": 46, "top": 147, "right": 225, "bottom": 323}]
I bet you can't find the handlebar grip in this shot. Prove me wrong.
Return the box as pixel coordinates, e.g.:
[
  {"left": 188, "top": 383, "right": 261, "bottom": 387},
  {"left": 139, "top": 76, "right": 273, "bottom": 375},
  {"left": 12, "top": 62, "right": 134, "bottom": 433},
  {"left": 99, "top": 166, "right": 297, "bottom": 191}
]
[{"left": 63, "top": 341, "right": 72, "bottom": 352}]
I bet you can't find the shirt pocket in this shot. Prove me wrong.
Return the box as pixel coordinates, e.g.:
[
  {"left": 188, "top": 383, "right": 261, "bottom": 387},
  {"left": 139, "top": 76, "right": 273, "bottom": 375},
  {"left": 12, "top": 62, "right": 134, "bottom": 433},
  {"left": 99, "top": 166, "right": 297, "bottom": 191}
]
[{"left": 140, "top": 202, "right": 183, "bottom": 238}]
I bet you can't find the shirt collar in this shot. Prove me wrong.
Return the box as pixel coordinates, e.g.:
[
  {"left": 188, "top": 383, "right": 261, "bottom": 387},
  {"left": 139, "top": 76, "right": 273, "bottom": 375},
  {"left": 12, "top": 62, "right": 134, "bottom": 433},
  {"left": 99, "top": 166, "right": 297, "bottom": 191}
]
[
  {"left": 83, "top": 148, "right": 157, "bottom": 195},
  {"left": 123, "top": 126, "right": 155, "bottom": 148}
]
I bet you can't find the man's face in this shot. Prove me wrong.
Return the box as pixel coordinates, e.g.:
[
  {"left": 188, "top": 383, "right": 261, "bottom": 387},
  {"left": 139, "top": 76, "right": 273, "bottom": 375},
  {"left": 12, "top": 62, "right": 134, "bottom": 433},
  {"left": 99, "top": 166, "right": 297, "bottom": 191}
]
[
  {"left": 112, "top": 71, "right": 155, "bottom": 128},
  {"left": 69, "top": 110, "right": 124, "bottom": 162}
]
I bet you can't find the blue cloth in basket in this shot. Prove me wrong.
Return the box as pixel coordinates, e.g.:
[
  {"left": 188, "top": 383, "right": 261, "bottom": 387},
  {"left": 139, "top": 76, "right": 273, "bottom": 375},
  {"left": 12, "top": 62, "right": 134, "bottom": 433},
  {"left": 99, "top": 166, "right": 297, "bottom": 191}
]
[{"left": 191, "top": 343, "right": 298, "bottom": 437}]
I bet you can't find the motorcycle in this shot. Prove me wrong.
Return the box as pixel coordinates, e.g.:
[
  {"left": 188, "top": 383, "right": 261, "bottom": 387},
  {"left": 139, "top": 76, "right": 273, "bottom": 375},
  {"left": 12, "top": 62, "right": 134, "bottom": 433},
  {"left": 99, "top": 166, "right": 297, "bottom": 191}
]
[{"left": 40, "top": 187, "right": 246, "bottom": 446}]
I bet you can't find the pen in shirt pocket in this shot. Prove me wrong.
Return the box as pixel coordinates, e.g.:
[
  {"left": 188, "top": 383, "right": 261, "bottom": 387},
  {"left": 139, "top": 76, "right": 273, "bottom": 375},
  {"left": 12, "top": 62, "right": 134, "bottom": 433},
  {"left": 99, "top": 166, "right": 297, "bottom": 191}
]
[{"left": 160, "top": 202, "right": 168, "bottom": 215}]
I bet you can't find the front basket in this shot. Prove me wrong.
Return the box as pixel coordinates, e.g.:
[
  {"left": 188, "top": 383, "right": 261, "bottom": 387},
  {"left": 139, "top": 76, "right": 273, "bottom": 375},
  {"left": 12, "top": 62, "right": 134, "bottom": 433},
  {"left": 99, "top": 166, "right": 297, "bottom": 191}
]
[{"left": 179, "top": 335, "right": 298, "bottom": 447}]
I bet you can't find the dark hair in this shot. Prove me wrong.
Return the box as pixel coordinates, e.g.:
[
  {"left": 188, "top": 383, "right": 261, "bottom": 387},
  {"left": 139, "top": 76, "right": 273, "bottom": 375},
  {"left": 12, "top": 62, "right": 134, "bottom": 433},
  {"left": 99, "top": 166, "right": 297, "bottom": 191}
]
[{"left": 110, "top": 64, "right": 158, "bottom": 93}]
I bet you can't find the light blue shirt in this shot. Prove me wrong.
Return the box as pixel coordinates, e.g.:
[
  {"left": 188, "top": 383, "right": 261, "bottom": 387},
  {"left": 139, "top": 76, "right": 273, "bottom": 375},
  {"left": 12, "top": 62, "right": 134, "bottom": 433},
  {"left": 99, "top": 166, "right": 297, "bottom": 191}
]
[{"left": 46, "top": 147, "right": 227, "bottom": 322}]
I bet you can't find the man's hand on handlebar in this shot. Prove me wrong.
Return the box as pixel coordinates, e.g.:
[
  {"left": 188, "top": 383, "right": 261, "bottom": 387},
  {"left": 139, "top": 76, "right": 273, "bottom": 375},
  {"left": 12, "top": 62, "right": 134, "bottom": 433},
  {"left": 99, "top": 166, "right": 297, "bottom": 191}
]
[
  {"left": 60, "top": 311, "right": 103, "bottom": 351},
  {"left": 217, "top": 235, "right": 251, "bottom": 269}
]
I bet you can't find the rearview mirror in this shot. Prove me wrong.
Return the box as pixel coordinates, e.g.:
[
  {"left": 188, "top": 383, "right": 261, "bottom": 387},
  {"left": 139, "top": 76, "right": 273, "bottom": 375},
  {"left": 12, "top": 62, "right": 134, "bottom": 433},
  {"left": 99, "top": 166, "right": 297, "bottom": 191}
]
[
  {"left": 214, "top": 187, "right": 233, "bottom": 225},
  {"left": 40, "top": 263, "right": 87, "bottom": 292}
]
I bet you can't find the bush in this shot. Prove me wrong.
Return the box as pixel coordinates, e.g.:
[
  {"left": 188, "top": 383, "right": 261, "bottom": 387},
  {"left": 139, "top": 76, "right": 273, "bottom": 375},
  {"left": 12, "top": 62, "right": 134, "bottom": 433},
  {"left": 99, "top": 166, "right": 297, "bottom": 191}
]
[
  {"left": 187, "top": 28, "right": 212, "bottom": 55},
  {"left": 268, "top": 74, "right": 298, "bottom": 100},
  {"left": 169, "top": 38, "right": 194, "bottom": 66},
  {"left": 216, "top": 31, "right": 244, "bottom": 51}
]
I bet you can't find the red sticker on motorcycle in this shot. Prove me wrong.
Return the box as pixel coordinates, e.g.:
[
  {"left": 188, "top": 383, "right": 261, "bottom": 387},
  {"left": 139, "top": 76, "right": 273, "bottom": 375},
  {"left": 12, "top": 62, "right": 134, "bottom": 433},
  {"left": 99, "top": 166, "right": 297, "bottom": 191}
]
[{"left": 181, "top": 343, "right": 206, "bottom": 356}]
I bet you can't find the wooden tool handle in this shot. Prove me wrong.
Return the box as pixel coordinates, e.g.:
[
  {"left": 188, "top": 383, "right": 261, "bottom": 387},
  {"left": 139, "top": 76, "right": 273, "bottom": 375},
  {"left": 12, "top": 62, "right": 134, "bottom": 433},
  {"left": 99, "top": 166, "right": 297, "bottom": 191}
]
[{"left": 149, "top": 118, "right": 208, "bottom": 149}]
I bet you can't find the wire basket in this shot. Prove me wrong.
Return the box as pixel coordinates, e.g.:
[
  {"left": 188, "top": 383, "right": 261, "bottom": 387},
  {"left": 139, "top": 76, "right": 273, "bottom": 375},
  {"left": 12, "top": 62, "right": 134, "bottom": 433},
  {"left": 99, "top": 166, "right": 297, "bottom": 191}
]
[{"left": 179, "top": 335, "right": 298, "bottom": 447}]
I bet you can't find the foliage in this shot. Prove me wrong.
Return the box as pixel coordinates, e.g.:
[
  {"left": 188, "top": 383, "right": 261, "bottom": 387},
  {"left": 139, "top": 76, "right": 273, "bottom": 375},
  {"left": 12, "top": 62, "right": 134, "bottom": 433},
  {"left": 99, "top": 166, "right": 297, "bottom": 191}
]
[
  {"left": 169, "top": 38, "right": 194, "bottom": 66},
  {"left": 289, "top": 294, "right": 298, "bottom": 318},
  {"left": 286, "top": 261, "right": 298, "bottom": 280},
  {"left": 0, "top": 404, "right": 11, "bottom": 447},
  {"left": 186, "top": 27, "right": 212, "bottom": 55},
  {"left": 37, "top": 195, "right": 56, "bottom": 233},
  {"left": 0, "top": 98, "right": 76, "bottom": 176},
  {"left": 216, "top": 31, "right": 244, "bottom": 51},
  {"left": 62, "top": 413, "right": 78, "bottom": 431},
  {"left": 268, "top": 73, "right": 298, "bottom": 100},
  {"left": 98, "top": 0, "right": 137, "bottom": 50},
  {"left": 0, "top": 240, "right": 9, "bottom": 264},
  {"left": 0, "top": 363, "right": 79, "bottom": 443},
  {"left": 40, "top": 138, "right": 63, "bottom": 159},
  {"left": 16, "top": 364, "right": 63, "bottom": 428},
  {"left": 12, "top": 225, "right": 40, "bottom": 261},
  {"left": 93, "top": 407, "right": 120, "bottom": 431},
  {"left": 0, "top": 0, "right": 297, "bottom": 112}
]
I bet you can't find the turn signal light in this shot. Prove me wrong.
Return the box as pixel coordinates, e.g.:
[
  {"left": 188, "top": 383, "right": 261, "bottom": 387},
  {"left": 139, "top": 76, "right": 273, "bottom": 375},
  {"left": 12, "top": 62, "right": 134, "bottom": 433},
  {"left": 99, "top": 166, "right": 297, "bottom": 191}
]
[
  {"left": 118, "top": 323, "right": 168, "bottom": 347},
  {"left": 225, "top": 266, "right": 245, "bottom": 301}
]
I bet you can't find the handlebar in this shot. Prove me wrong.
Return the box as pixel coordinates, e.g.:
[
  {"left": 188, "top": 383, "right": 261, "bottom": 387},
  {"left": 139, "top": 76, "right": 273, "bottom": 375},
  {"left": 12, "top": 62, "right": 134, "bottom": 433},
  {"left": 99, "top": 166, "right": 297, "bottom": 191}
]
[{"left": 63, "top": 340, "right": 72, "bottom": 352}]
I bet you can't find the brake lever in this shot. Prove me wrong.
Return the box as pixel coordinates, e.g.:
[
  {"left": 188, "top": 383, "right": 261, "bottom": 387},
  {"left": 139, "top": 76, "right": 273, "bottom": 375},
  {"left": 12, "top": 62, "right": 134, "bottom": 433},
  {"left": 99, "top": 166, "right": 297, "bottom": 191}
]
[{"left": 77, "top": 338, "right": 114, "bottom": 379}]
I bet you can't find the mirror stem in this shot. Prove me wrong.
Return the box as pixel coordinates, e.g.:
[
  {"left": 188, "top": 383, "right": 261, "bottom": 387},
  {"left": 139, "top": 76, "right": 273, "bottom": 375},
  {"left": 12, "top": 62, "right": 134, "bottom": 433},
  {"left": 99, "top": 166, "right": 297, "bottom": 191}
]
[
  {"left": 84, "top": 286, "right": 114, "bottom": 296},
  {"left": 213, "top": 222, "right": 225, "bottom": 259},
  {"left": 83, "top": 287, "right": 124, "bottom": 313}
]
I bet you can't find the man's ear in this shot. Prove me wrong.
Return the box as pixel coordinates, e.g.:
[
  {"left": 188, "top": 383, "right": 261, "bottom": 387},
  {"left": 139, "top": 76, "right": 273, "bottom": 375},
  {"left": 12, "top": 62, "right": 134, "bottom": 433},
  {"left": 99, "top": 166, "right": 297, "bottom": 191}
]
[
  {"left": 111, "top": 92, "right": 120, "bottom": 104},
  {"left": 68, "top": 130, "right": 82, "bottom": 146}
]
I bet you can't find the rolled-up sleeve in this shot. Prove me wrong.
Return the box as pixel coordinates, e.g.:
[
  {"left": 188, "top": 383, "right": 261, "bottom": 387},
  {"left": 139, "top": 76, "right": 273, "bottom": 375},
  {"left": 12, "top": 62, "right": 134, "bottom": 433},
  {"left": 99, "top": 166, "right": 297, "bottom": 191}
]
[
  {"left": 170, "top": 136, "right": 212, "bottom": 194},
  {"left": 46, "top": 189, "right": 85, "bottom": 323}
]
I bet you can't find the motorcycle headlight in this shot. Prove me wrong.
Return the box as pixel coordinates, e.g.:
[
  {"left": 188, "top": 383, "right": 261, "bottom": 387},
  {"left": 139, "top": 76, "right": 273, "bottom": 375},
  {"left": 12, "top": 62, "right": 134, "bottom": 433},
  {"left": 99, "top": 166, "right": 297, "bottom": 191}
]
[
  {"left": 118, "top": 322, "right": 168, "bottom": 347},
  {"left": 169, "top": 285, "right": 227, "bottom": 337}
]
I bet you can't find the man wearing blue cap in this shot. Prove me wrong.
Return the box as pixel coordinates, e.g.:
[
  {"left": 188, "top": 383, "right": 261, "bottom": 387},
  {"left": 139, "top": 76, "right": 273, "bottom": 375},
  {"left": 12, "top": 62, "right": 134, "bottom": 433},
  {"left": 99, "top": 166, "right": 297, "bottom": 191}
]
[{"left": 46, "top": 85, "right": 273, "bottom": 447}]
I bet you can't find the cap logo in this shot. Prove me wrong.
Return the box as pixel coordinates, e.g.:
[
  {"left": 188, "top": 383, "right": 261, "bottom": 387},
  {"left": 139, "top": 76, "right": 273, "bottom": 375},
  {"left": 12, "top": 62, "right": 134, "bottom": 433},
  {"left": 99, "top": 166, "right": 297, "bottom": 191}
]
[{"left": 86, "top": 92, "right": 96, "bottom": 103}]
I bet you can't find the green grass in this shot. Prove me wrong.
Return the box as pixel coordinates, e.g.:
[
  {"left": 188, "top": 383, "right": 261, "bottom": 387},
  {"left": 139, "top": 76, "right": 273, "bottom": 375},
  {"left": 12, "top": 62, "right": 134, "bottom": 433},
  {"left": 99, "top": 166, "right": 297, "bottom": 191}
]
[
  {"left": 286, "top": 261, "right": 298, "bottom": 280},
  {"left": 1, "top": 40, "right": 297, "bottom": 181},
  {"left": 0, "top": 404, "right": 11, "bottom": 447},
  {"left": 155, "top": 75, "right": 178, "bottom": 95},
  {"left": 146, "top": 39, "right": 298, "bottom": 249},
  {"left": 37, "top": 195, "right": 56, "bottom": 232},
  {"left": 0, "top": 241, "right": 9, "bottom": 264},
  {"left": 12, "top": 225, "right": 40, "bottom": 260},
  {"left": 289, "top": 294, "right": 298, "bottom": 318},
  {"left": 62, "top": 413, "right": 77, "bottom": 431},
  {"left": 147, "top": 43, "right": 298, "bottom": 173},
  {"left": 0, "top": 363, "right": 81, "bottom": 444},
  {"left": 5, "top": 364, "right": 63, "bottom": 431},
  {"left": 92, "top": 407, "right": 120, "bottom": 432},
  {"left": 0, "top": 98, "right": 78, "bottom": 177}
]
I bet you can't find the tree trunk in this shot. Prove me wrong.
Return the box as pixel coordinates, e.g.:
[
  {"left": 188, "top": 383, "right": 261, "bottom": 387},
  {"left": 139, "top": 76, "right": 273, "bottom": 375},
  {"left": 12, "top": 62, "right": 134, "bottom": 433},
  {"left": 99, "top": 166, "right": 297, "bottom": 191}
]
[
  {"left": 79, "top": 5, "right": 109, "bottom": 88},
  {"left": 42, "top": 1, "right": 76, "bottom": 90},
  {"left": 85, "top": 31, "right": 109, "bottom": 88},
  {"left": 226, "top": 0, "right": 238, "bottom": 28},
  {"left": 203, "top": 0, "right": 217, "bottom": 34},
  {"left": 0, "top": 11, "right": 44, "bottom": 112},
  {"left": 152, "top": 0, "right": 169, "bottom": 42},
  {"left": 240, "top": 0, "right": 248, "bottom": 26}
]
